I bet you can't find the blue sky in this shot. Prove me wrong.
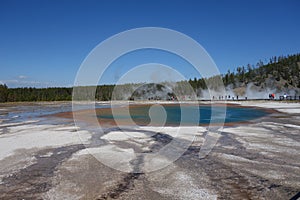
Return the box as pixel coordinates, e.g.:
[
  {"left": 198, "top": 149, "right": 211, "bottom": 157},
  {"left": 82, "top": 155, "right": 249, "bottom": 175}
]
[{"left": 0, "top": 0, "right": 299, "bottom": 87}]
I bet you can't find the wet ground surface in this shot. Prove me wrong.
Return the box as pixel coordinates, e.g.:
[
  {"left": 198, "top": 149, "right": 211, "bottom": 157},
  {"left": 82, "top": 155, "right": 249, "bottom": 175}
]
[{"left": 0, "top": 102, "right": 299, "bottom": 199}]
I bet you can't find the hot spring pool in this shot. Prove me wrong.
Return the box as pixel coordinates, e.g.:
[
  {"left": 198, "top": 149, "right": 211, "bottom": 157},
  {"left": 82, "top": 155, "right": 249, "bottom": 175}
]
[{"left": 96, "top": 104, "right": 270, "bottom": 126}]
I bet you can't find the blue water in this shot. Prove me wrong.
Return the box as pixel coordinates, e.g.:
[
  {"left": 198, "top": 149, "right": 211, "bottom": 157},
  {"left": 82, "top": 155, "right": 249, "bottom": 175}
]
[{"left": 98, "top": 104, "right": 269, "bottom": 125}]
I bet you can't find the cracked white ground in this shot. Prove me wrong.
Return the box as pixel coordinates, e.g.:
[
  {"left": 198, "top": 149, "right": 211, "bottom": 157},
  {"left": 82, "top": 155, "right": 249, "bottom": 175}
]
[{"left": 0, "top": 101, "right": 299, "bottom": 200}]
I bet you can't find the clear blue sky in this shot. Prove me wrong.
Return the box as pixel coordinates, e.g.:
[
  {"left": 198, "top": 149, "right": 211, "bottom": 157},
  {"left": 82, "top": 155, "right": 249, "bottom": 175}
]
[{"left": 0, "top": 0, "right": 299, "bottom": 87}]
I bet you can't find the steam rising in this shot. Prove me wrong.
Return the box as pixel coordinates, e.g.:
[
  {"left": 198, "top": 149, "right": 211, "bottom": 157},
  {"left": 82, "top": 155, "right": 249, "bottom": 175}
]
[{"left": 112, "top": 81, "right": 300, "bottom": 101}]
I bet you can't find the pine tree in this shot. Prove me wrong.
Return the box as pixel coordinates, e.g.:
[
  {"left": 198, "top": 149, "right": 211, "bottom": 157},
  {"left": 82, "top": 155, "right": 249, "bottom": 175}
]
[{"left": 0, "top": 84, "right": 8, "bottom": 102}]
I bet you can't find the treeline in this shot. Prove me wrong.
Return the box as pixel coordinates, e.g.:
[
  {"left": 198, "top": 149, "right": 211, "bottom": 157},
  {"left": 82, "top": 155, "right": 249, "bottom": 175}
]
[
  {"left": 0, "top": 84, "right": 137, "bottom": 102},
  {"left": 188, "top": 53, "right": 300, "bottom": 90},
  {"left": 0, "top": 53, "right": 299, "bottom": 102},
  {"left": 0, "top": 86, "right": 72, "bottom": 102}
]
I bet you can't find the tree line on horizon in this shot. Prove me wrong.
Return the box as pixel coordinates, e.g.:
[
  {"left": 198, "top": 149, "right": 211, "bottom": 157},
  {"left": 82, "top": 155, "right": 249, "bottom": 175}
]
[
  {"left": 0, "top": 53, "right": 299, "bottom": 102},
  {"left": 188, "top": 53, "right": 300, "bottom": 90}
]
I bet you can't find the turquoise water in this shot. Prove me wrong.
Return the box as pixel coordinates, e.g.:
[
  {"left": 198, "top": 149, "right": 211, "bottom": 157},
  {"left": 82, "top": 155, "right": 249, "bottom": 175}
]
[{"left": 98, "top": 104, "right": 269, "bottom": 125}]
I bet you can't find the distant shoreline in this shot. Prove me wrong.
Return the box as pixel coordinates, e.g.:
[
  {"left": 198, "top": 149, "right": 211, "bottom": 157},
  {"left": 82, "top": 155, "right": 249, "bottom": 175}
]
[{"left": 1, "top": 99, "right": 300, "bottom": 106}]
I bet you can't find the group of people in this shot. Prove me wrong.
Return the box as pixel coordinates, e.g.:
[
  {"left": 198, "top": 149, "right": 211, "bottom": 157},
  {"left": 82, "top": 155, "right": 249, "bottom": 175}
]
[
  {"left": 212, "top": 95, "right": 242, "bottom": 100},
  {"left": 269, "top": 93, "right": 276, "bottom": 100},
  {"left": 210, "top": 93, "right": 298, "bottom": 101}
]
